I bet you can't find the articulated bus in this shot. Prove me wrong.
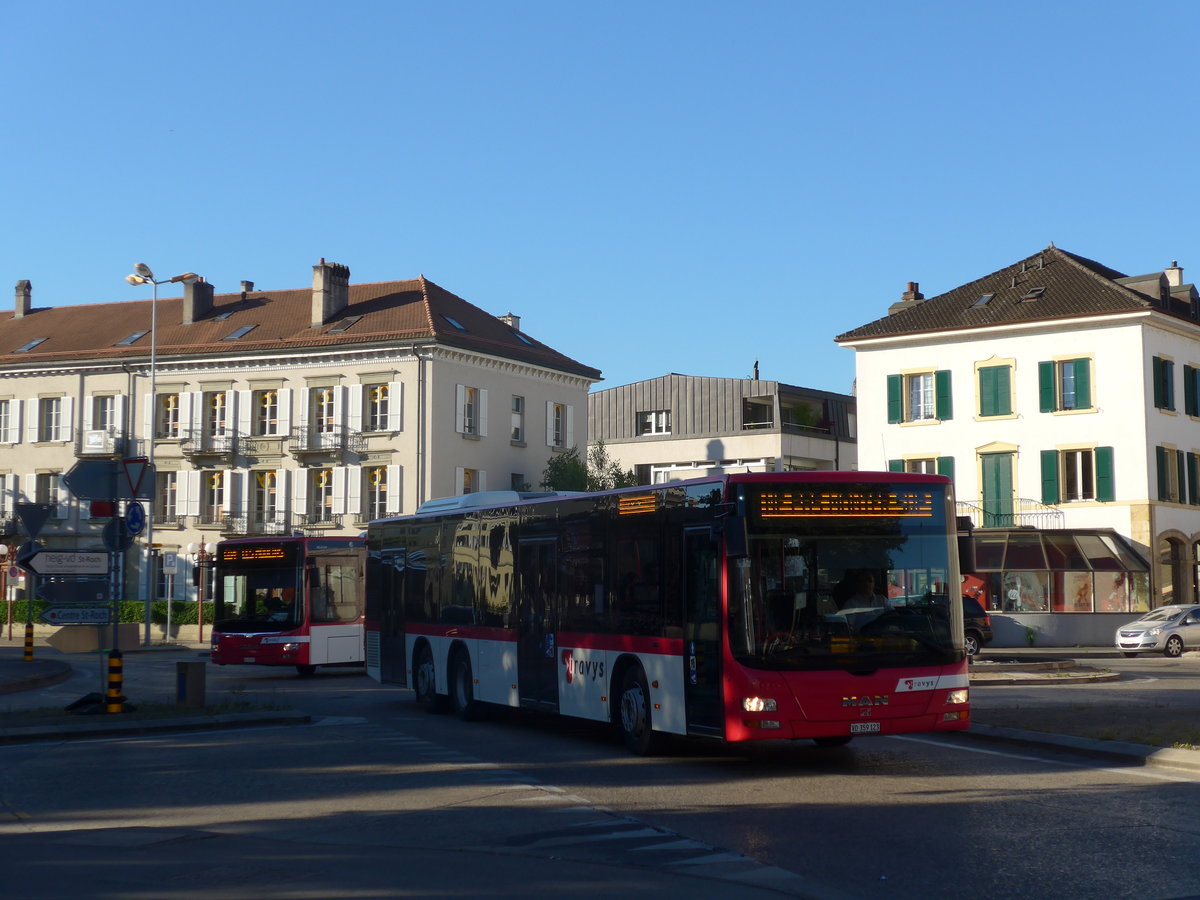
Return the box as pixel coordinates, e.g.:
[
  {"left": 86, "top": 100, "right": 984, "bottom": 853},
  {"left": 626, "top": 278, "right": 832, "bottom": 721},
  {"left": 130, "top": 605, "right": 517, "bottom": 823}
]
[
  {"left": 364, "top": 472, "right": 970, "bottom": 753},
  {"left": 210, "top": 536, "right": 366, "bottom": 677}
]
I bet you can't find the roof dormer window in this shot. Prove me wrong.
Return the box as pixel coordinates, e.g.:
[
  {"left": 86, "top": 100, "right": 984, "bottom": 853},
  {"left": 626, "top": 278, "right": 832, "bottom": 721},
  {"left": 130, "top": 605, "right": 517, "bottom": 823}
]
[{"left": 14, "top": 338, "right": 47, "bottom": 353}]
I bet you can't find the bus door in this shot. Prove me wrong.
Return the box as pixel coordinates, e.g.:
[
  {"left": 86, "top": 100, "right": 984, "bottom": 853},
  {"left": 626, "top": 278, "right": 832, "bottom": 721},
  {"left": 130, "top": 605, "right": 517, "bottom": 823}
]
[
  {"left": 517, "top": 537, "right": 558, "bottom": 708},
  {"left": 377, "top": 548, "right": 406, "bottom": 683},
  {"left": 307, "top": 550, "right": 366, "bottom": 665},
  {"left": 683, "top": 528, "right": 723, "bottom": 734}
]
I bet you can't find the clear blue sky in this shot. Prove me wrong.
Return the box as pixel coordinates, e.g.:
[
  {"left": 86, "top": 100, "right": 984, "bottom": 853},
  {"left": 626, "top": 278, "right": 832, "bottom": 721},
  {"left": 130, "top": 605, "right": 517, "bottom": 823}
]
[{"left": 6, "top": 2, "right": 1200, "bottom": 394}]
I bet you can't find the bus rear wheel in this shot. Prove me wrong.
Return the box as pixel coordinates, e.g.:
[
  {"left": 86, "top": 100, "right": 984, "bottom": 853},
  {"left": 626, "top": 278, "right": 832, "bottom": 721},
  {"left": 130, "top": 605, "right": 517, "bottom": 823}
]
[
  {"left": 414, "top": 644, "right": 446, "bottom": 713},
  {"left": 450, "top": 651, "right": 481, "bottom": 721},
  {"left": 617, "top": 666, "right": 665, "bottom": 755}
]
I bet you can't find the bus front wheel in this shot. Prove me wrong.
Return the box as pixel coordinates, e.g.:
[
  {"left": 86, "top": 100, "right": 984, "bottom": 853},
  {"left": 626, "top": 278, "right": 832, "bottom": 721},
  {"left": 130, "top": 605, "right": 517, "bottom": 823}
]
[
  {"left": 450, "top": 651, "right": 481, "bottom": 721},
  {"left": 414, "top": 644, "right": 446, "bottom": 713},
  {"left": 295, "top": 665, "right": 317, "bottom": 678},
  {"left": 617, "top": 666, "right": 665, "bottom": 755}
]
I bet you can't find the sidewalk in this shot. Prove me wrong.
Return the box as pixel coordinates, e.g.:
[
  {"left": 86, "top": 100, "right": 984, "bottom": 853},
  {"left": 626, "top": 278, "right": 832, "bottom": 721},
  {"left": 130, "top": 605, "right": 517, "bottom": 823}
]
[{"left": 1, "top": 644, "right": 1198, "bottom": 774}]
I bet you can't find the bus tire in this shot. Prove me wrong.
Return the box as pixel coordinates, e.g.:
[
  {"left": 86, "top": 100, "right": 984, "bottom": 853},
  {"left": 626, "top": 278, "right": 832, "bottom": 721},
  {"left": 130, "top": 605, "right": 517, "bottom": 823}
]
[
  {"left": 295, "top": 665, "right": 317, "bottom": 678},
  {"left": 617, "top": 666, "right": 665, "bottom": 755},
  {"left": 813, "top": 735, "right": 853, "bottom": 748},
  {"left": 414, "top": 643, "right": 446, "bottom": 714},
  {"left": 450, "top": 651, "right": 481, "bottom": 721}
]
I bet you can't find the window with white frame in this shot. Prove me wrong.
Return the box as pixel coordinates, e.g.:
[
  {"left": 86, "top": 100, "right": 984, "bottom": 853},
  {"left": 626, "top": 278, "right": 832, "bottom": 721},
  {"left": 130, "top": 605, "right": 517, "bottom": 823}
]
[
  {"left": 254, "top": 389, "right": 280, "bottom": 436},
  {"left": 636, "top": 410, "right": 671, "bottom": 435},
  {"left": 365, "top": 383, "right": 389, "bottom": 432},
  {"left": 886, "top": 371, "right": 952, "bottom": 423},
  {"left": 253, "top": 471, "right": 279, "bottom": 528},
  {"left": 311, "top": 387, "right": 336, "bottom": 434},
  {"left": 92, "top": 395, "right": 117, "bottom": 432},
  {"left": 905, "top": 458, "right": 937, "bottom": 474},
  {"left": 365, "top": 466, "right": 388, "bottom": 520},
  {"left": 35, "top": 472, "right": 59, "bottom": 507},
  {"left": 309, "top": 468, "right": 335, "bottom": 523},
  {"left": 156, "top": 471, "right": 178, "bottom": 522},
  {"left": 38, "top": 397, "right": 63, "bottom": 442},
  {"left": 154, "top": 393, "right": 181, "bottom": 439},
  {"left": 547, "top": 401, "right": 572, "bottom": 449},
  {"left": 1039, "top": 359, "right": 1092, "bottom": 412},
  {"left": 0, "top": 400, "right": 10, "bottom": 443},
  {"left": 204, "top": 391, "right": 228, "bottom": 439},
  {"left": 0, "top": 474, "right": 10, "bottom": 516},
  {"left": 460, "top": 467, "right": 481, "bottom": 495},
  {"left": 201, "top": 472, "right": 225, "bottom": 525},
  {"left": 511, "top": 395, "right": 525, "bottom": 442},
  {"left": 456, "top": 385, "right": 487, "bottom": 436}
]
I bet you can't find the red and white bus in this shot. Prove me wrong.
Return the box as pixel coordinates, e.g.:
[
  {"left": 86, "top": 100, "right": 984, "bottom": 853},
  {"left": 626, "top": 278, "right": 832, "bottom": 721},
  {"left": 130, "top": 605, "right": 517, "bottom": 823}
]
[
  {"left": 365, "top": 472, "right": 970, "bottom": 753},
  {"left": 210, "top": 536, "right": 366, "bottom": 677}
]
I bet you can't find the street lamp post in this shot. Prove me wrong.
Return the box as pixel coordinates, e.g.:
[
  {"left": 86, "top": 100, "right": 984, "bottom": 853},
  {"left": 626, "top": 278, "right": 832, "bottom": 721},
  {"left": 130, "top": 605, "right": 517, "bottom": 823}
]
[
  {"left": 187, "top": 539, "right": 213, "bottom": 644},
  {"left": 125, "top": 265, "right": 199, "bottom": 646}
]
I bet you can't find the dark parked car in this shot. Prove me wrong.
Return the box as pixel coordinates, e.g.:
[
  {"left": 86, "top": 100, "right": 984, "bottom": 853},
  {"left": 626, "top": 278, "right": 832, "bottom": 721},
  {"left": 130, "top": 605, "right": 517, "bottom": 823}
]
[{"left": 962, "top": 595, "right": 993, "bottom": 657}]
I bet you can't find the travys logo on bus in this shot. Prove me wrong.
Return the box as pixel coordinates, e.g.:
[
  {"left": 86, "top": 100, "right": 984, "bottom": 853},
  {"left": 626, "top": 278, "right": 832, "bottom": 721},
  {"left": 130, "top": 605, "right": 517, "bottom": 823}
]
[
  {"left": 561, "top": 650, "right": 605, "bottom": 684},
  {"left": 895, "top": 676, "right": 938, "bottom": 692}
]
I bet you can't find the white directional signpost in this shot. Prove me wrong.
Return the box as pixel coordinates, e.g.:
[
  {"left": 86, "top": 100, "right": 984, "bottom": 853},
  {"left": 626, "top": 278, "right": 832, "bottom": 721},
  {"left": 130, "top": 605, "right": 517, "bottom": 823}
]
[
  {"left": 18, "top": 549, "right": 108, "bottom": 577},
  {"left": 40, "top": 607, "right": 111, "bottom": 625}
]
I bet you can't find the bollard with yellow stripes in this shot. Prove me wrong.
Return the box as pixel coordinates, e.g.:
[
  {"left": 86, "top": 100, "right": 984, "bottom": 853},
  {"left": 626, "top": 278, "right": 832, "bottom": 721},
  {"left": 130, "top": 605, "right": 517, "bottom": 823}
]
[
  {"left": 105, "top": 649, "right": 125, "bottom": 714},
  {"left": 23, "top": 622, "right": 33, "bottom": 662}
]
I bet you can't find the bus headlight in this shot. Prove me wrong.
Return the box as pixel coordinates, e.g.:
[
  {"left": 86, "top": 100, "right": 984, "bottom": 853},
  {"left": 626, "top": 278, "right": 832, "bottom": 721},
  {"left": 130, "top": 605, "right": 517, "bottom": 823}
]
[
  {"left": 946, "top": 689, "right": 969, "bottom": 705},
  {"left": 742, "top": 697, "right": 777, "bottom": 713}
]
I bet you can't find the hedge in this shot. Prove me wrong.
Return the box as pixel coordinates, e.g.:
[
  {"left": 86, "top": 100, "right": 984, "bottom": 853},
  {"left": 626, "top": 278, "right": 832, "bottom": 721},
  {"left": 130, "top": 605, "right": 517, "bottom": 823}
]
[{"left": 5, "top": 599, "right": 214, "bottom": 626}]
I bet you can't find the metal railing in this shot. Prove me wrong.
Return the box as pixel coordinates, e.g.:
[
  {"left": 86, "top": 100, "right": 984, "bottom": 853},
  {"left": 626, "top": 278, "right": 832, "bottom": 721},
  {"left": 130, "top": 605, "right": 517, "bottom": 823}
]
[
  {"left": 291, "top": 425, "right": 366, "bottom": 454},
  {"left": 956, "top": 498, "right": 1065, "bottom": 530}
]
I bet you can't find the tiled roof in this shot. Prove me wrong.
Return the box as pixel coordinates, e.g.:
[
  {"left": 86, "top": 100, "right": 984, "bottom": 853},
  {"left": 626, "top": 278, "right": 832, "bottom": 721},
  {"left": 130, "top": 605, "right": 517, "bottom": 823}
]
[
  {"left": 0, "top": 275, "right": 601, "bottom": 380},
  {"left": 835, "top": 245, "right": 1196, "bottom": 342}
]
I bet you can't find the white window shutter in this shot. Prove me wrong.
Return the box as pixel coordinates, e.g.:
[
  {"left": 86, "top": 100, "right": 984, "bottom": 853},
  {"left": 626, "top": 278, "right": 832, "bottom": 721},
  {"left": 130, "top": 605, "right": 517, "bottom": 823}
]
[
  {"left": 277, "top": 388, "right": 292, "bottom": 434},
  {"left": 143, "top": 394, "right": 153, "bottom": 441},
  {"left": 294, "top": 468, "right": 308, "bottom": 513},
  {"left": 114, "top": 394, "right": 127, "bottom": 443},
  {"left": 277, "top": 469, "right": 290, "bottom": 516},
  {"left": 386, "top": 464, "right": 401, "bottom": 514},
  {"left": 185, "top": 471, "right": 201, "bottom": 517},
  {"left": 545, "top": 401, "right": 555, "bottom": 447},
  {"left": 332, "top": 466, "right": 347, "bottom": 511},
  {"left": 345, "top": 465, "right": 361, "bottom": 517},
  {"left": 179, "top": 392, "right": 195, "bottom": 437},
  {"left": 8, "top": 401, "right": 21, "bottom": 444},
  {"left": 82, "top": 397, "right": 94, "bottom": 432},
  {"left": 27, "top": 400, "right": 39, "bottom": 444},
  {"left": 236, "top": 390, "right": 252, "bottom": 436},
  {"left": 477, "top": 470, "right": 487, "bottom": 492},
  {"left": 229, "top": 470, "right": 241, "bottom": 515},
  {"left": 478, "top": 389, "right": 488, "bottom": 437},
  {"left": 388, "top": 382, "right": 403, "bottom": 432},
  {"left": 455, "top": 466, "right": 465, "bottom": 495},
  {"left": 565, "top": 405, "right": 574, "bottom": 448},
  {"left": 297, "top": 389, "right": 309, "bottom": 433},
  {"left": 334, "top": 385, "right": 345, "bottom": 428},
  {"left": 23, "top": 473, "right": 34, "bottom": 503},
  {"left": 455, "top": 384, "right": 466, "bottom": 434},
  {"left": 348, "top": 386, "right": 363, "bottom": 433},
  {"left": 56, "top": 474, "right": 70, "bottom": 518},
  {"left": 60, "top": 396, "right": 73, "bottom": 442}
]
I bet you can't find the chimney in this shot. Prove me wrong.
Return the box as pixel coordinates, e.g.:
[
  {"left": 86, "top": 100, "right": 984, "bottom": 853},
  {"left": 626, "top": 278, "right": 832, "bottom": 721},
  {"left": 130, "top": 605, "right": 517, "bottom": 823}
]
[
  {"left": 498, "top": 312, "right": 521, "bottom": 331},
  {"left": 1166, "top": 260, "right": 1183, "bottom": 287},
  {"left": 312, "top": 258, "right": 350, "bottom": 328},
  {"left": 241, "top": 280, "right": 254, "bottom": 294},
  {"left": 182, "top": 278, "right": 214, "bottom": 325},
  {"left": 888, "top": 281, "right": 925, "bottom": 315},
  {"left": 14, "top": 280, "right": 30, "bottom": 319}
]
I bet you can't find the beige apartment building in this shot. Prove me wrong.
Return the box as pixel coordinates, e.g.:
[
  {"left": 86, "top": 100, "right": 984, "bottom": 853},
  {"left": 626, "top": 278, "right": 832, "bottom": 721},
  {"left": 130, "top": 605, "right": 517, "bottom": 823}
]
[{"left": 0, "top": 260, "right": 599, "bottom": 603}]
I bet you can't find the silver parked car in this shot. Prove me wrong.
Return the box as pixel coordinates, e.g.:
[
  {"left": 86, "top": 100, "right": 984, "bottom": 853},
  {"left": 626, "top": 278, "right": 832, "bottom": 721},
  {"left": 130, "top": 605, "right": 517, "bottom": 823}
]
[{"left": 1116, "top": 605, "right": 1200, "bottom": 657}]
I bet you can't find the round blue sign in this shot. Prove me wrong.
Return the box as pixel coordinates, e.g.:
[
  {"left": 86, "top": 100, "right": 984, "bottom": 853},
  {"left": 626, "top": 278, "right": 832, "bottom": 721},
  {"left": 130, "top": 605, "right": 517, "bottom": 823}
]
[{"left": 125, "top": 501, "right": 146, "bottom": 536}]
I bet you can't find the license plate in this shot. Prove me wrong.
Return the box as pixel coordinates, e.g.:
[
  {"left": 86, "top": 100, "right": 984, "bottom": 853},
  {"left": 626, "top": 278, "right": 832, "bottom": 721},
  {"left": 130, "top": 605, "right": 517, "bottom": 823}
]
[
  {"left": 850, "top": 722, "right": 881, "bottom": 734},
  {"left": 243, "top": 657, "right": 255, "bottom": 663}
]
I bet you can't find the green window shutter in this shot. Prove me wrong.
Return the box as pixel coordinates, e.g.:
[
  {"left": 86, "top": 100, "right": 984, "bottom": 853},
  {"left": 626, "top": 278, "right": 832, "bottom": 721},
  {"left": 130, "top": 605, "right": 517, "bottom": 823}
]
[
  {"left": 888, "top": 459, "right": 904, "bottom": 473},
  {"left": 1040, "top": 450, "right": 1060, "bottom": 505},
  {"left": 936, "top": 456, "right": 955, "bottom": 480},
  {"left": 1186, "top": 366, "right": 1197, "bottom": 417},
  {"left": 1038, "top": 361, "right": 1056, "bottom": 412},
  {"left": 978, "top": 366, "right": 1010, "bottom": 417},
  {"left": 1167, "top": 359, "right": 1176, "bottom": 410},
  {"left": 1188, "top": 452, "right": 1199, "bottom": 505},
  {"left": 934, "top": 369, "right": 952, "bottom": 420},
  {"left": 1157, "top": 446, "right": 1169, "bottom": 501},
  {"left": 887, "top": 375, "right": 903, "bottom": 424},
  {"left": 1178, "top": 449, "right": 1187, "bottom": 502},
  {"left": 1073, "top": 359, "right": 1091, "bottom": 410},
  {"left": 995, "top": 366, "right": 1012, "bottom": 415},
  {"left": 1153, "top": 357, "right": 1163, "bottom": 408},
  {"left": 1095, "top": 446, "right": 1115, "bottom": 502}
]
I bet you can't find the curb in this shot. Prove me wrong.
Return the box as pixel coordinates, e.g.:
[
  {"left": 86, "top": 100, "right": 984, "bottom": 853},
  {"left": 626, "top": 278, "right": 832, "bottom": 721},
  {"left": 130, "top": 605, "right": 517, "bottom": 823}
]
[
  {"left": 0, "top": 710, "right": 312, "bottom": 745},
  {"left": 965, "top": 723, "right": 1200, "bottom": 773}
]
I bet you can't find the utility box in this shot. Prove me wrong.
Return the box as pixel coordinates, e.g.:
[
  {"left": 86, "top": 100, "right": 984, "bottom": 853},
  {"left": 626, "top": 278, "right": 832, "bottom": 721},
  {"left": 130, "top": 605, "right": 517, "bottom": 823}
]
[{"left": 175, "top": 661, "right": 206, "bottom": 709}]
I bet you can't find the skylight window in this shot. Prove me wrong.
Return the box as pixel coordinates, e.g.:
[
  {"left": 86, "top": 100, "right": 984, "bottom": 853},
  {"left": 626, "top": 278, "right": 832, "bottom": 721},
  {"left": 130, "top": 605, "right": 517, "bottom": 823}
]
[
  {"left": 441, "top": 314, "right": 468, "bottom": 331},
  {"left": 116, "top": 330, "right": 149, "bottom": 346},
  {"left": 513, "top": 330, "right": 533, "bottom": 345},
  {"left": 1021, "top": 287, "right": 1046, "bottom": 301},
  {"left": 972, "top": 293, "right": 994, "bottom": 308},
  {"left": 14, "top": 338, "right": 47, "bottom": 353},
  {"left": 222, "top": 325, "right": 258, "bottom": 341},
  {"left": 328, "top": 315, "right": 364, "bottom": 334}
]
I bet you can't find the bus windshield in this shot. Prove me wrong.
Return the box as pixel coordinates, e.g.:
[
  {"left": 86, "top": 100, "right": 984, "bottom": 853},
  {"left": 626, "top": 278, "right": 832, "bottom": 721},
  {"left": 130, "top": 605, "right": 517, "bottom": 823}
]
[
  {"left": 728, "top": 481, "right": 961, "bottom": 670},
  {"left": 216, "top": 569, "right": 303, "bottom": 633}
]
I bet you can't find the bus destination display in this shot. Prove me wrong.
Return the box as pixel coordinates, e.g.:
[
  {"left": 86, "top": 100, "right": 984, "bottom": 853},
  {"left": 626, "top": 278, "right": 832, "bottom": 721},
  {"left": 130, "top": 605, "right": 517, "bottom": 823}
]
[
  {"left": 755, "top": 488, "right": 936, "bottom": 518},
  {"left": 219, "top": 544, "right": 297, "bottom": 564}
]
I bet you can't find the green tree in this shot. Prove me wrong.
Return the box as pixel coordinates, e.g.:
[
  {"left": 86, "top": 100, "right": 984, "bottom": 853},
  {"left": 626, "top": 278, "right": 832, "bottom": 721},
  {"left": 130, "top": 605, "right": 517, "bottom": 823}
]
[{"left": 540, "top": 441, "right": 638, "bottom": 491}]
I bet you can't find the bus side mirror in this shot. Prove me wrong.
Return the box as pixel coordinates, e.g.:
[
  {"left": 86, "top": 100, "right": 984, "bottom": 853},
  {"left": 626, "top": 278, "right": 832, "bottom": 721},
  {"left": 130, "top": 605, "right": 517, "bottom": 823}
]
[{"left": 721, "top": 515, "right": 749, "bottom": 558}]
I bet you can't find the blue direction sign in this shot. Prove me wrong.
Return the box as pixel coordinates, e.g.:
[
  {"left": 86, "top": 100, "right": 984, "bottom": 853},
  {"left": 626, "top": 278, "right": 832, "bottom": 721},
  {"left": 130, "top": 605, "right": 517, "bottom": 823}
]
[
  {"left": 125, "top": 501, "right": 146, "bottom": 536},
  {"left": 18, "top": 549, "right": 108, "bottom": 576},
  {"left": 63, "top": 459, "right": 155, "bottom": 501},
  {"left": 37, "top": 580, "right": 109, "bottom": 605},
  {"left": 40, "top": 607, "right": 112, "bottom": 626}
]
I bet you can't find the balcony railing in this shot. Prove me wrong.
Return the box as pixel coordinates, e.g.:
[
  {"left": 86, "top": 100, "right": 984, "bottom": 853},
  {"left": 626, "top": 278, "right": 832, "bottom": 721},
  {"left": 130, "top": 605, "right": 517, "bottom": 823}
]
[
  {"left": 956, "top": 498, "right": 1065, "bottom": 530},
  {"left": 295, "top": 512, "right": 344, "bottom": 532},
  {"left": 76, "top": 428, "right": 127, "bottom": 458},
  {"left": 291, "top": 425, "right": 366, "bottom": 456},
  {"left": 180, "top": 429, "right": 238, "bottom": 461}
]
